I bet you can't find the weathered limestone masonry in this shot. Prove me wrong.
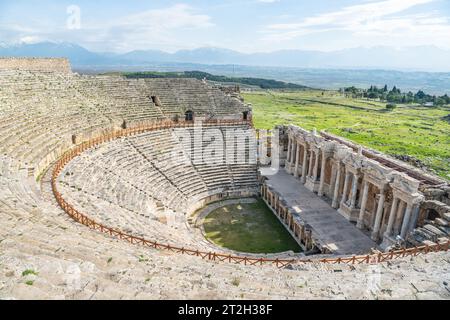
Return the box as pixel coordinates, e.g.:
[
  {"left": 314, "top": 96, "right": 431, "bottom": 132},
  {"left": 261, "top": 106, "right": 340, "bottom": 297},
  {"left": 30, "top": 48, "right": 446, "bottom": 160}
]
[
  {"left": 1, "top": 59, "right": 450, "bottom": 299},
  {"left": 260, "top": 183, "right": 320, "bottom": 254},
  {"left": 0, "top": 65, "right": 252, "bottom": 181},
  {"left": 260, "top": 125, "right": 449, "bottom": 251},
  {"left": 0, "top": 58, "right": 72, "bottom": 73}
]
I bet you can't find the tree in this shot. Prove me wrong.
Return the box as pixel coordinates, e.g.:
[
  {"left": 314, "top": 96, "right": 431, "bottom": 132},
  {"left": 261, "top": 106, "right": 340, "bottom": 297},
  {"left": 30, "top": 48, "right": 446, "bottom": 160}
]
[
  {"left": 343, "top": 85, "right": 449, "bottom": 106},
  {"left": 435, "top": 97, "right": 446, "bottom": 106},
  {"left": 416, "top": 90, "right": 426, "bottom": 100}
]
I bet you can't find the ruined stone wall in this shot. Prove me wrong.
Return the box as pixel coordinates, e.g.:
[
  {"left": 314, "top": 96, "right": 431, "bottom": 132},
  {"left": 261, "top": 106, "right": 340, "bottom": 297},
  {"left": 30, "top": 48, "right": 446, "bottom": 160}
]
[
  {"left": 0, "top": 58, "right": 71, "bottom": 73},
  {"left": 271, "top": 124, "right": 450, "bottom": 250}
]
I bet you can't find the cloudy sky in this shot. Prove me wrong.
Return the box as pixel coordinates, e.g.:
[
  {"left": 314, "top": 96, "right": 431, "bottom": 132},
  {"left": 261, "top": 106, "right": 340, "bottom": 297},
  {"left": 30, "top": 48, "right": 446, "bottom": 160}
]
[{"left": 0, "top": 0, "right": 449, "bottom": 53}]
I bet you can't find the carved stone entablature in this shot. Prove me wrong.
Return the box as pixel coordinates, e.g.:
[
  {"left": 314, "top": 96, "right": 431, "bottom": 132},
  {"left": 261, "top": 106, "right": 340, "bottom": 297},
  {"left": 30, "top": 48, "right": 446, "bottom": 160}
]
[
  {"left": 343, "top": 151, "right": 364, "bottom": 171},
  {"left": 288, "top": 125, "right": 308, "bottom": 136},
  {"left": 320, "top": 141, "right": 336, "bottom": 156},
  {"left": 299, "top": 128, "right": 310, "bottom": 136},
  {"left": 391, "top": 172, "right": 422, "bottom": 201},
  {"left": 412, "top": 195, "right": 425, "bottom": 206},
  {"left": 289, "top": 125, "right": 321, "bottom": 146},
  {"left": 288, "top": 126, "right": 307, "bottom": 145},
  {"left": 362, "top": 159, "right": 393, "bottom": 187},
  {"left": 333, "top": 145, "right": 352, "bottom": 162},
  {"left": 293, "top": 131, "right": 307, "bottom": 144},
  {"left": 303, "top": 132, "right": 323, "bottom": 147}
]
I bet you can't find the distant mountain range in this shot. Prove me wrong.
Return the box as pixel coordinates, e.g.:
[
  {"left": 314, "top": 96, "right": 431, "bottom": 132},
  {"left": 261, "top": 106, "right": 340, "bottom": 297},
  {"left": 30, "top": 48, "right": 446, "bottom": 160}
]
[
  {"left": 1, "top": 42, "right": 450, "bottom": 72},
  {"left": 1, "top": 42, "right": 450, "bottom": 94}
]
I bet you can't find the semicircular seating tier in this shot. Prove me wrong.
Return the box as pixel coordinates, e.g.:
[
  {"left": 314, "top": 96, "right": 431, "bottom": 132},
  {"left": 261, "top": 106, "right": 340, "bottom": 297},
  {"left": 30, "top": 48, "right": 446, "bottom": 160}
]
[
  {"left": 0, "top": 69, "right": 255, "bottom": 254},
  {"left": 56, "top": 126, "right": 259, "bottom": 250}
]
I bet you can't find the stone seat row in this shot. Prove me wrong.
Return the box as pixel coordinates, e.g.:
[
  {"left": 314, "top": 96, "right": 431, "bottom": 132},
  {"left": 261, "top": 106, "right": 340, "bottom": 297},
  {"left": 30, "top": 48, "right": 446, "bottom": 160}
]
[
  {"left": 56, "top": 126, "right": 259, "bottom": 245},
  {"left": 57, "top": 177, "right": 215, "bottom": 250}
]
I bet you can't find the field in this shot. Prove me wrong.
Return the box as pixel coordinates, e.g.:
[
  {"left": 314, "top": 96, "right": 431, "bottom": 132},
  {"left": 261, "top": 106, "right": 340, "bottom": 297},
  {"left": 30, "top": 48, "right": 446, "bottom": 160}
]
[
  {"left": 203, "top": 200, "right": 302, "bottom": 254},
  {"left": 243, "top": 90, "right": 450, "bottom": 180}
]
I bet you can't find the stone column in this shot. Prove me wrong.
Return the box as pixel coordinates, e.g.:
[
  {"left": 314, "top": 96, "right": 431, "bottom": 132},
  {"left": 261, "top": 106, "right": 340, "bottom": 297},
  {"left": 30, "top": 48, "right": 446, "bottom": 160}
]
[
  {"left": 332, "top": 164, "right": 342, "bottom": 209},
  {"left": 400, "top": 203, "right": 413, "bottom": 239},
  {"left": 308, "top": 149, "right": 314, "bottom": 178},
  {"left": 340, "top": 171, "right": 351, "bottom": 207},
  {"left": 408, "top": 204, "right": 421, "bottom": 233},
  {"left": 384, "top": 197, "right": 399, "bottom": 237},
  {"left": 298, "top": 224, "right": 304, "bottom": 242},
  {"left": 313, "top": 151, "right": 320, "bottom": 182},
  {"left": 394, "top": 201, "right": 406, "bottom": 235},
  {"left": 292, "top": 140, "right": 297, "bottom": 164},
  {"left": 356, "top": 180, "right": 370, "bottom": 229},
  {"left": 330, "top": 164, "right": 337, "bottom": 195},
  {"left": 294, "top": 142, "right": 300, "bottom": 178},
  {"left": 349, "top": 174, "right": 360, "bottom": 209},
  {"left": 286, "top": 137, "right": 292, "bottom": 165},
  {"left": 276, "top": 203, "right": 280, "bottom": 215},
  {"left": 371, "top": 189, "right": 386, "bottom": 241},
  {"left": 301, "top": 147, "right": 308, "bottom": 183},
  {"left": 318, "top": 154, "right": 327, "bottom": 197}
]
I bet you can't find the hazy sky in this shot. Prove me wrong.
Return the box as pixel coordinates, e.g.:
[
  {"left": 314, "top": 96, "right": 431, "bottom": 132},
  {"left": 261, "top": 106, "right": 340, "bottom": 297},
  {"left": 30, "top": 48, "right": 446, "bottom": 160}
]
[{"left": 1, "top": 0, "right": 449, "bottom": 53}]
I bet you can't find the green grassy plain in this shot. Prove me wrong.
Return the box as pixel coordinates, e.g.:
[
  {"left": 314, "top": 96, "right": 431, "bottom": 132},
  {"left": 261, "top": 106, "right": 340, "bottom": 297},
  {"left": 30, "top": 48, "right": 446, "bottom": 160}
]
[
  {"left": 243, "top": 90, "right": 450, "bottom": 180},
  {"left": 203, "top": 200, "right": 302, "bottom": 254}
]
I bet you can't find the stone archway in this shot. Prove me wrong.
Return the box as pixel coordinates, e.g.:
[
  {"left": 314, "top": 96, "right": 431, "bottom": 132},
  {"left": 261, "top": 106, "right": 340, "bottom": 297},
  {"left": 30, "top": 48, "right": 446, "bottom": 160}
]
[
  {"left": 185, "top": 110, "right": 194, "bottom": 121},
  {"left": 418, "top": 200, "right": 450, "bottom": 226},
  {"left": 426, "top": 209, "right": 440, "bottom": 221}
]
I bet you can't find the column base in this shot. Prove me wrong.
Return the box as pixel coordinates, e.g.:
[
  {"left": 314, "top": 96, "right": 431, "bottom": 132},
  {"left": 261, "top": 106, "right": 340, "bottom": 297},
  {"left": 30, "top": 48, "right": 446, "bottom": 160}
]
[
  {"left": 338, "top": 203, "right": 360, "bottom": 222},
  {"left": 317, "top": 184, "right": 330, "bottom": 198},
  {"left": 305, "top": 177, "right": 320, "bottom": 193},
  {"left": 285, "top": 163, "right": 294, "bottom": 175},
  {"left": 356, "top": 219, "right": 364, "bottom": 229},
  {"left": 380, "top": 234, "right": 397, "bottom": 251},
  {"left": 331, "top": 200, "right": 339, "bottom": 209},
  {"left": 371, "top": 231, "right": 380, "bottom": 241},
  {"left": 259, "top": 156, "right": 270, "bottom": 166}
]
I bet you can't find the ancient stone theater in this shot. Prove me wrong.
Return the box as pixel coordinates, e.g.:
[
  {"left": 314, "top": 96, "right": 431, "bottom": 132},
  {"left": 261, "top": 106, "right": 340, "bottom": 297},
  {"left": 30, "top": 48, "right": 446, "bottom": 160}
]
[{"left": 0, "top": 58, "right": 449, "bottom": 299}]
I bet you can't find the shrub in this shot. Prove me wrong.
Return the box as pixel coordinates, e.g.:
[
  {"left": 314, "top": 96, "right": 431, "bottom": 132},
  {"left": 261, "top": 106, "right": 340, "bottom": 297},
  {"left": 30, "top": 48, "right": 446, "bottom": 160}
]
[
  {"left": 386, "top": 103, "right": 397, "bottom": 111},
  {"left": 22, "top": 269, "right": 38, "bottom": 277},
  {"left": 231, "top": 278, "right": 240, "bottom": 287}
]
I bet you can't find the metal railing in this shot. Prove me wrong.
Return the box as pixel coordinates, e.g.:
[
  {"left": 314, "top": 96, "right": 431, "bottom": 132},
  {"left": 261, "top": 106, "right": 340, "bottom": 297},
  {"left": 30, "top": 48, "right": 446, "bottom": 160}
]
[{"left": 51, "top": 119, "right": 449, "bottom": 268}]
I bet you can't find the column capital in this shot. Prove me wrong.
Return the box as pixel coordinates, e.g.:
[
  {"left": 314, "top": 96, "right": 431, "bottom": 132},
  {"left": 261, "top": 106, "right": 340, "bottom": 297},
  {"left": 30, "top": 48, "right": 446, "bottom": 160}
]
[
  {"left": 412, "top": 195, "right": 425, "bottom": 206},
  {"left": 378, "top": 183, "right": 389, "bottom": 193}
]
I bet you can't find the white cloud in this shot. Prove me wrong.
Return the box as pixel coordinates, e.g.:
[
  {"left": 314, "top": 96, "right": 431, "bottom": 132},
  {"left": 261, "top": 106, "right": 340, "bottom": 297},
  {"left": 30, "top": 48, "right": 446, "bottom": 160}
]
[
  {"left": 19, "top": 36, "right": 42, "bottom": 44},
  {"left": 0, "top": 3, "right": 215, "bottom": 52},
  {"left": 90, "top": 4, "right": 215, "bottom": 52},
  {"left": 116, "top": 4, "right": 213, "bottom": 31},
  {"left": 268, "top": 0, "right": 434, "bottom": 30},
  {"left": 262, "top": 0, "right": 450, "bottom": 48}
]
